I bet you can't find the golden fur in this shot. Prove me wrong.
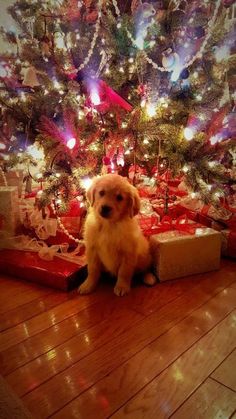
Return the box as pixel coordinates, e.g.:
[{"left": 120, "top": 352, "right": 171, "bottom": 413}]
[{"left": 78, "top": 174, "right": 156, "bottom": 296}]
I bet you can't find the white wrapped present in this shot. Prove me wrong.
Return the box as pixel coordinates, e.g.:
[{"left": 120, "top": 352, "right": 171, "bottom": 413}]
[
  {"left": 0, "top": 170, "right": 24, "bottom": 197},
  {"left": 0, "top": 186, "right": 20, "bottom": 234},
  {"left": 150, "top": 227, "right": 221, "bottom": 282}
]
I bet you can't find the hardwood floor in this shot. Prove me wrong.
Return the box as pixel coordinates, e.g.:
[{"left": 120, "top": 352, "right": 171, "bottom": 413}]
[{"left": 0, "top": 259, "right": 236, "bottom": 419}]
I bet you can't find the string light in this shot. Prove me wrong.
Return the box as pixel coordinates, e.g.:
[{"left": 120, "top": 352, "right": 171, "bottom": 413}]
[
  {"left": 53, "top": 80, "right": 61, "bottom": 89},
  {"left": 182, "top": 165, "right": 189, "bottom": 173},
  {"left": 27, "top": 144, "right": 44, "bottom": 159},
  {"left": 81, "top": 177, "right": 93, "bottom": 190},
  {"left": 196, "top": 94, "right": 202, "bottom": 101},
  {"left": 66, "top": 138, "right": 76, "bottom": 149},
  {"left": 146, "top": 103, "right": 156, "bottom": 117},
  {"left": 20, "top": 92, "right": 26, "bottom": 102},
  {"left": 184, "top": 127, "right": 194, "bottom": 140},
  {"left": 90, "top": 90, "right": 101, "bottom": 105}
]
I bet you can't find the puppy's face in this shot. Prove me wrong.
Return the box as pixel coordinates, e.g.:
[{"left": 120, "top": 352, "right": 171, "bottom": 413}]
[{"left": 87, "top": 174, "right": 140, "bottom": 221}]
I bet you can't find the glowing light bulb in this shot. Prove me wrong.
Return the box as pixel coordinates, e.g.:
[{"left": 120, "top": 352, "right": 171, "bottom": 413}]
[
  {"left": 20, "top": 92, "right": 26, "bottom": 102},
  {"left": 117, "top": 22, "right": 121, "bottom": 29},
  {"left": 182, "top": 165, "right": 189, "bottom": 173},
  {"left": 27, "top": 144, "right": 44, "bottom": 159},
  {"left": 196, "top": 94, "right": 202, "bottom": 101},
  {"left": 215, "top": 45, "right": 230, "bottom": 63},
  {"left": 128, "top": 57, "right": 134, "bottom": 63},
  {"left": 66, "top": 137, "right": 76, "bottom": 149},
  {"left": 140, "top": 99, "right": 146, "bottom": 108},
  {"left": 119, "top": 66, "right": 124, "bottom": 73},
  {"left": 146, "top": 103, "right": 156, "bottom": 117},
  {"left": 90, "top": 90, "right": 100, "bottom": 106},
  {"left": 121, "top": 122, "right": 127, "bottom": 128},
  {"left": 53, "top": 80, "right": 60, "bottom": 89},
  {"left": 81, "top": 177, "right": 93, "bottom": 190},
  {"left": 143, "top": 138, "right": 149, "bottom": 144},
  {"left": 0, "top": 142, "right": 6, "bottom": 150},
  {"left": 105, "top": 67, "right": 110, "bottom": 74},
  {"left": 184, "top": 127, "right": 194, "bottom": 141},
  {"left": 0, "top": 66, "right": 7, "bottom": 77},
  {"left": 135, "top": 35, "right": 144, "bottom": 50}
]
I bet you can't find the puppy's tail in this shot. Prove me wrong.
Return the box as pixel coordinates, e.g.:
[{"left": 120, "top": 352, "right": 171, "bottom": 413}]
[{"left": 143, "top": 272, "right": 157, "bottom": 286}]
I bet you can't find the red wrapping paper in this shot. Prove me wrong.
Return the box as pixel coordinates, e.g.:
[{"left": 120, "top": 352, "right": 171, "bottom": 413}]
[{"left": 0, "top": 250, "right": 87, "bottom": 291}]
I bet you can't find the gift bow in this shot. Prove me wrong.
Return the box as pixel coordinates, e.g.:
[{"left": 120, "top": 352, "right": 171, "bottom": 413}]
[
  {"left": 0, "top": 234, "right": 85, "bottom": 265},
  {"left": 157, "top": 214, "right": 202, "bottom": 235}
]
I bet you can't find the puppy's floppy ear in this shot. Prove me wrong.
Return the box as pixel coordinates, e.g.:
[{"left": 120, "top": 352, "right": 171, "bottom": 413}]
[
  {"left": 129, "top": 185, "right": 141, "bottom": 217},
  {"left": 86, "top": 177, "right": 99, "bottom": 206}
]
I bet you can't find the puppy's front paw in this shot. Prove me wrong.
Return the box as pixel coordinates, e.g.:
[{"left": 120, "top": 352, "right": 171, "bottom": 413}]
[
  {"left": 78, "top": 278, "right": 96, "bottom": 295},
  {"left": 114, "top": 283, "right": 130, "bottom": 297}
]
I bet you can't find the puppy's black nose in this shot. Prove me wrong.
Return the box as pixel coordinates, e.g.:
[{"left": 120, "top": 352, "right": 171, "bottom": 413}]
[{"left": 100, "top": 205, "right": 112, "bottom": 218}]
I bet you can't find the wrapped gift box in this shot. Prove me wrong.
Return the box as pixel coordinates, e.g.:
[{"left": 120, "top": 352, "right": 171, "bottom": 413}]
[
  {"left": 0, "top": 170, "right": 24, "bottom": 197},
  {"left": 0, "top": 186, "right": 20, "bottom": 234},
  {"left": 150, "top": 227, "right": 221, "bottom": 282},
  {"left": 0, "top": 249, "right": 87, "bottom": 291},
  {"left": 221, "top": 229, "right": 236, "bottom": 259}
]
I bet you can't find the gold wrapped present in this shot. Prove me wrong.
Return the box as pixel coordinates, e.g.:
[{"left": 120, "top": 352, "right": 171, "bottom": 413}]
[{"left": 150, "top": 228, "right": 221, "bottom": 282}]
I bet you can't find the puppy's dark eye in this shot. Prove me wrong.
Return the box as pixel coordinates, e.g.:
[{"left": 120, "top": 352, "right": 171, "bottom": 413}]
[
  {"left": 116, "top": 194, "right": 123, "bottom": 201},
  {"left": 99, "top": 190, "right": 105, "bottom": 197}
]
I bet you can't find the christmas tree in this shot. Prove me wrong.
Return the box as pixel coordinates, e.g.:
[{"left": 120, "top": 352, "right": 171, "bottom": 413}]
[{"left": 0, "top": 0, "right": 235, "bottom": 219}]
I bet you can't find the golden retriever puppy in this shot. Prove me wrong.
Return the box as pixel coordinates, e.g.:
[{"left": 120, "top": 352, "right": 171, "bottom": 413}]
[{"left": 78, "top": 174, "right": 156, "bottom": 296}]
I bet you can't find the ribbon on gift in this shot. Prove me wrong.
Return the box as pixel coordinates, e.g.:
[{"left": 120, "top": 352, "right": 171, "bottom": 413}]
[
  {"left": 20, "top": 199, "right": 58, "bottom": 240},
  {"left": 153, "top": 214, "right": 203, "bottom": 235},
  {"left": 0, "top": 233, "right": 85, "bottom": 265}
]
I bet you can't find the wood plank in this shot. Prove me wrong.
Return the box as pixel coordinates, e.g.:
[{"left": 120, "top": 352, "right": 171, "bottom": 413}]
[
  {"left": 110, "top": 311, "right": 236, "bottom": 419},
  {"left": 131, "top": 260, "right": 236, "bottom": 316},
  {"left": 171, "top": 378, "right": 236, "bottom": 419},
  {"left": 211, "top": 349, "right": 236, "bottom": 391},
  {"left": 22, "top": 283, "right": 236, "bottom": 418},
  {"left": 0, "top": 279, "right": 51, "bottom": 314},
  {"left": 52, "top": 287, "right": 236, "bottom": 419},
  {"left": 0, "top": 274, "right": 206, "bottom": 374},
  {"left": 0, "top": 291, "right": 75, "bottom": 332},
  {"left": 0, "top": 286, "right": 111, "bottom": 352},
  {"left": 6, "top": 307, "right": 143, "bottom": 396},
  {"left": 0, "top": 287, "right": 127, "bottom": 375}
]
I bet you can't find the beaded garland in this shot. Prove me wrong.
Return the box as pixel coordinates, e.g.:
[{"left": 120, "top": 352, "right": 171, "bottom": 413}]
[{"left": 50, "top": 202, "right": 84, "bottom": 244}]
